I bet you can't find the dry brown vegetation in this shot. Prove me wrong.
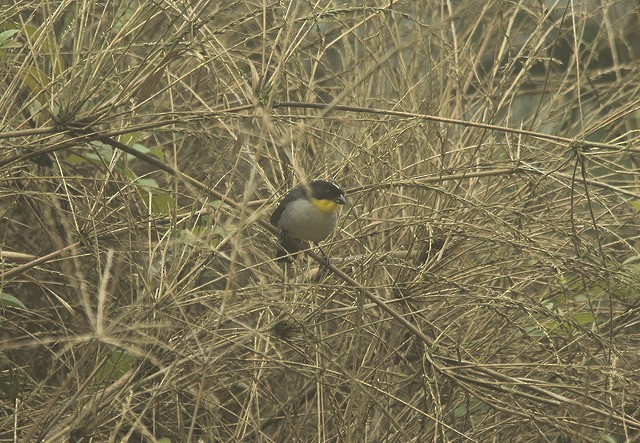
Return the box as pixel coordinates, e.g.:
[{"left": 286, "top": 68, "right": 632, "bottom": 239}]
[{"left": 2, "top": 1, "right": 640, "bottom": 442}]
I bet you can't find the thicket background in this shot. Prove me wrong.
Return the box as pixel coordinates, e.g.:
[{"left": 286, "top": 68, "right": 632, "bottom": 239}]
[{"left": 2, "top": 1, "right": 640, "bottom": 442}]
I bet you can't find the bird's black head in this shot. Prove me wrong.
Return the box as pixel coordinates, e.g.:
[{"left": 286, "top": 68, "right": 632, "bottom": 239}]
[{"left": 308, "top": 180, "right": 347, "bottom": 205}]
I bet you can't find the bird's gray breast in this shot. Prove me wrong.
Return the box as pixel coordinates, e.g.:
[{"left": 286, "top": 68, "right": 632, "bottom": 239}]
[{"left": 278, "top": 199, "right": 337, "bottom": 243}]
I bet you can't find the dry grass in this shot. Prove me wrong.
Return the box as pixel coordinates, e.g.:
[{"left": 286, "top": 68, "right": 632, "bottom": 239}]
[{"left": 2, "top": 0, "right": 640, "bottom": 442}]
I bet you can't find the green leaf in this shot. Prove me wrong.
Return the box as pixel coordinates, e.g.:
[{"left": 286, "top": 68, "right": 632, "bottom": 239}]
[
  {"left": 22, "top": 67, "right": 51, "bottom": 97},
  {"left": 572, "top": 312, "right": 595, "bottom": 326},
  {"left": 134, "top": 178, "right": 175, "bottom": 214},
  {"left": 135, "top": 177, "right": 159, "bottom": 192},
  {"left": 452, "top": 403, "right": 468, "bottom": 418},
  {"left": 180, "top": 223, "right": 224, "bottom": 247},
  {"left": 452, "top": 399, "right": 481, "bottom": 418},
  {"left": 0, "top": 292, "right": 25, "bottom": 309},
  {"left": 0, "top": 373, "right": 21, "bottom": 401},
  {"left": 618, "top": 259, "right": 640, "bottom": 299},
  {"left": 526, "top": 320, "right": 574, "bottom": 337},
  {"left": 126, "top": 143, "right": 149, "bottom": 162},
  {"left": 96, "top": 350, "right": 136, "bottom": 383},
  {"left": 19, "top": 23, "right": 65, "bottom": 74},
  {"left": 626, "top": 199, "right": 640, "bottom": 212},
  {"left": 122, "top": 143, "right": 164, "bottom": 163},
  {"left": 149, "top": 192, "right": 175, "bottom": 214},
  {"left": 149, "top": 147, "right": 165, "bottom": 160},
  {"left": 28, "top": 99, "right": 44, "bottom": 121},
  {"left": 622, "top": 255, "right": 640, "bottom": 266},
  {"left": 67, "top": 142, "right": 115, "bottom": 166},
  {"left": 84, "top": 142, "right": 114, "bottom": 164},
  {"left": 213, "top": 226, "right": 227, "bottom": 237},
  {"left": 0, "top": 29, "right": 19, "bottom": 48},
  {"left": 65, "top": 153, "right": 88, "bottom": 165},
  {"left": 524, "top": 325, "right": 546, "bottom": 337},
  {"left": 118, "top": 133, "right": 138, "bottom": 146}
]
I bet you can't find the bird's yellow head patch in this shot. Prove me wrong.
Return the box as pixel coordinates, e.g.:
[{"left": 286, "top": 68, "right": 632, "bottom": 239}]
[{"left": 311, "top": 198, "right": 341, "bottom": 214}]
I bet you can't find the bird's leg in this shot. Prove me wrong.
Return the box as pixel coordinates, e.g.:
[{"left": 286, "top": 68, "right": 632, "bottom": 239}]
[
  {"left": 275, "top": 230, "right": 295, "bottom": 263},
  {"left": 312, "top": 243, "right": 332, "bottom": 280},
  {"left": 317, "top": 245, "right": 330, "bottom": 265}
]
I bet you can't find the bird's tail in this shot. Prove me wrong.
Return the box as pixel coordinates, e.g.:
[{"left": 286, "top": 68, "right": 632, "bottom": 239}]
[{"left": 275, "top": 235, "right": 308, "bottom": 263}]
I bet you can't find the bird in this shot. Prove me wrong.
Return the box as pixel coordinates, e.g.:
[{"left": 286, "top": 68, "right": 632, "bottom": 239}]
[{"left": 270, "top": 180, "right": 347, "bottom": 262}]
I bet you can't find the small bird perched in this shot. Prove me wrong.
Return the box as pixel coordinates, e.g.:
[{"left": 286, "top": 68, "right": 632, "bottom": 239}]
[{"left": 270, "top": 180, "right": 347, "bottom": 262}]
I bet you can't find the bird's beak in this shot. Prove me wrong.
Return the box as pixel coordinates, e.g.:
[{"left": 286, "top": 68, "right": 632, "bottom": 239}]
[{"left": 335, "top": 194, "right": 348, "bottom": 205}]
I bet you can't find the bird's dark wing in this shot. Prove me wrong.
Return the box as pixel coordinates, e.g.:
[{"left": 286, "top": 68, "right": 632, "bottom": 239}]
[
  {"left": 270, "top": 184, "right": 307, "bottom": 226},
  {"left": 274, "top": 233, "right": 308, "bottom": 262}
]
